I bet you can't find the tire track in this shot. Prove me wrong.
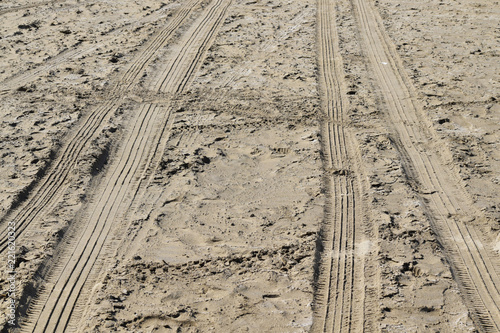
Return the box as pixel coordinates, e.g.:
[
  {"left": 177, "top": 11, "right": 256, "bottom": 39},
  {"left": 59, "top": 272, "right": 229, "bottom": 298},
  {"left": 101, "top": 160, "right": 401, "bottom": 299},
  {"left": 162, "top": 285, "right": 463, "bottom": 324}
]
[
  {"left": 0, "top": 0, "right": 203, "bottom": 254},
  {"left": 351, "top": 0, "right": 500, "bottom": 330},
  {"left": 151, "top": 0, "right": 231, "bottom": 93},
  {"left": 21, "top": 103, "right": 173, "bottom": 333},
  {"left": 115, "top": 0, "right": 203, "bottom": 92},
  {"left": 17, "top": 0, "right": 232, "bottom": 331},
  {"left": 312, "top": 0, "right": 378, "bottom": 331},
  {"left": 0, "top": 0, "right": 66, "bottom": 16},
  {"left": 0, "top": 99, "right": 120, "bottom": 252},
  {"left": 1, "top": 0, "right": 186, "bottom": 91},
  {"left": 2, "top": 46, "right": 96, "bottom": 91}
]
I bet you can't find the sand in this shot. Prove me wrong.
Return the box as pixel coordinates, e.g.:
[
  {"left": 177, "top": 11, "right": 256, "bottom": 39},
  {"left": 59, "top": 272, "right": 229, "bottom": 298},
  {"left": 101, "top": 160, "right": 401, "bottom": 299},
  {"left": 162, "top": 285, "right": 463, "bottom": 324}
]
[{"left": 0, "top": 0, "right": 498, "bottom": 332}]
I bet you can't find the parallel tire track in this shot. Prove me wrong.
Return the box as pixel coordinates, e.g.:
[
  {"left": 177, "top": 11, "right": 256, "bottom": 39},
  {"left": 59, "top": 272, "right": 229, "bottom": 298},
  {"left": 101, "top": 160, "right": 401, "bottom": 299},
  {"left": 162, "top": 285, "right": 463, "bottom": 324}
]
[
  {"left": 312, "top": 0, "right": 378, "bottom": 331},
  {"left": 0, "top": 99, "right": 120, "bottom": 252},
  {"left": 152, "top": 0, "right": 232, "bottom": 93},
  {"left": 0, "top": 0, "right": 203, "bottom": 254},
  {"left": 18, "top": 0, "right": 232, "bottom": 331},
  {"left": 1, "top": 0, "right": 187, "bottom": 91},
  {"left": 22, "top": 103, "right": 173, "bottom": 332},
  {"left": 115, "top": 0, "right": 201, "bottom": 91},
  {"left": 352, "top": 0, "right": 500, "bottom": 331}
]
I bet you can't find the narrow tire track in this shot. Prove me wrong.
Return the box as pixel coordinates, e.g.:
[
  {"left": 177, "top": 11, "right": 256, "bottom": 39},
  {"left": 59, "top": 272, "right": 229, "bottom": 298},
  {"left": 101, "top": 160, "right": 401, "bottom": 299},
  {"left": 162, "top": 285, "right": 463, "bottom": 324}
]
[
  {"left": 1, "top": 0, "right": 194, "bottom": 90},
  {"left": 17, "top": 0, "right": 232, "bottom": 331},
  {"left": 0, "top": 0, "right": 203, "bottom": 254},
  {"left": 352, "top": 0, "right": 500, "bottom": 330},
  {"left": 312, "top": 0, "right": 378, "bottom": 331}
]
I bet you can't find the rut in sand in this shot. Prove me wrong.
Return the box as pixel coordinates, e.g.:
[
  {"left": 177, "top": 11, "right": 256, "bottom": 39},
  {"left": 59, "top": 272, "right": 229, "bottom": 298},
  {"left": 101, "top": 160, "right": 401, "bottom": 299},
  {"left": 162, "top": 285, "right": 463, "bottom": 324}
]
[
  {"left": 14, "top": 0, "right": 232, "bottom": 331},
  {"left": 351, "top": 0, "right": 500, "bottom": 330},
  {"left": 312, "top": 0, "right": 379, "bottom": 331},
  {"left": 0, "top": 0, "right": 203, "bottom": 254}
]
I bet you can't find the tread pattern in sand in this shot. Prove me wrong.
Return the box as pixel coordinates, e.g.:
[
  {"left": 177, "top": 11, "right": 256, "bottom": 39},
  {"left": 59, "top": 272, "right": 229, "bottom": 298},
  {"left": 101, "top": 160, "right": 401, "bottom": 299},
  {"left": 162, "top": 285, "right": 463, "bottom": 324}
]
[
  {"left": 0, "top": 0, "right": 188, "bottom": 92},
  {"left": 312, "top": 0, "right": 378, "bottom": 331},
  {"left": 0, "top": 0, "right": 203, "bottom": 254},
  {"left": 352, "top": 0, "right": 500, "bottom": 330},
  {"left": 18, "top": 0, "right": 232, "bottom": 331}
]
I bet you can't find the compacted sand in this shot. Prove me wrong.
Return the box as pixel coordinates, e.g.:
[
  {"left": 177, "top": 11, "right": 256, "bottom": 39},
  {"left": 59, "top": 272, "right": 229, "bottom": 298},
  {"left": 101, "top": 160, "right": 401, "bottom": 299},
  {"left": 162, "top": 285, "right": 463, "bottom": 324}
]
[{"left": 0, "top": 0, "right": 498, "bottom": 332}]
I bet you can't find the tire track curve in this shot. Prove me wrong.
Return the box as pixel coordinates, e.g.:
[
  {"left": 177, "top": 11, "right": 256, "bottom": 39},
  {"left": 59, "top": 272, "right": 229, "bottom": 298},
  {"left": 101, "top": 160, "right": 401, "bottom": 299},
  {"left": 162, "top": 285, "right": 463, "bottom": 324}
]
[
  {"left": 312, "top": 0, "right": 379, "bottom": 331},
  {"left": 352, "top": 0, "right": 500, "bottom": 331},
  {"left": 17, "top": 0, "right": 232, "bottom": 331},
  {"left": 0, "top": 0, "right": 203, "bottom": 254}
]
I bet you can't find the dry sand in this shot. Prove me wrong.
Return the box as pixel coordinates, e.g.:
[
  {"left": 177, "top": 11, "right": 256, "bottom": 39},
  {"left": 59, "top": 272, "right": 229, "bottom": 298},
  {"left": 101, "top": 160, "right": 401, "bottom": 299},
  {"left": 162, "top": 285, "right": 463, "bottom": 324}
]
[{"left": 0, "top": 0, "right": 498, "bottom": 332}]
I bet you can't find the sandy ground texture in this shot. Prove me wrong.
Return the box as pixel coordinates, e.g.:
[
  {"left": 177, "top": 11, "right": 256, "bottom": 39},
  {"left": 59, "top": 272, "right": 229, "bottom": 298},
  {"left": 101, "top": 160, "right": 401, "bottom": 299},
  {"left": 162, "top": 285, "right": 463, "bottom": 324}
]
[{"left": 0, "top": 0, "right": 498, "bottom": 332}]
